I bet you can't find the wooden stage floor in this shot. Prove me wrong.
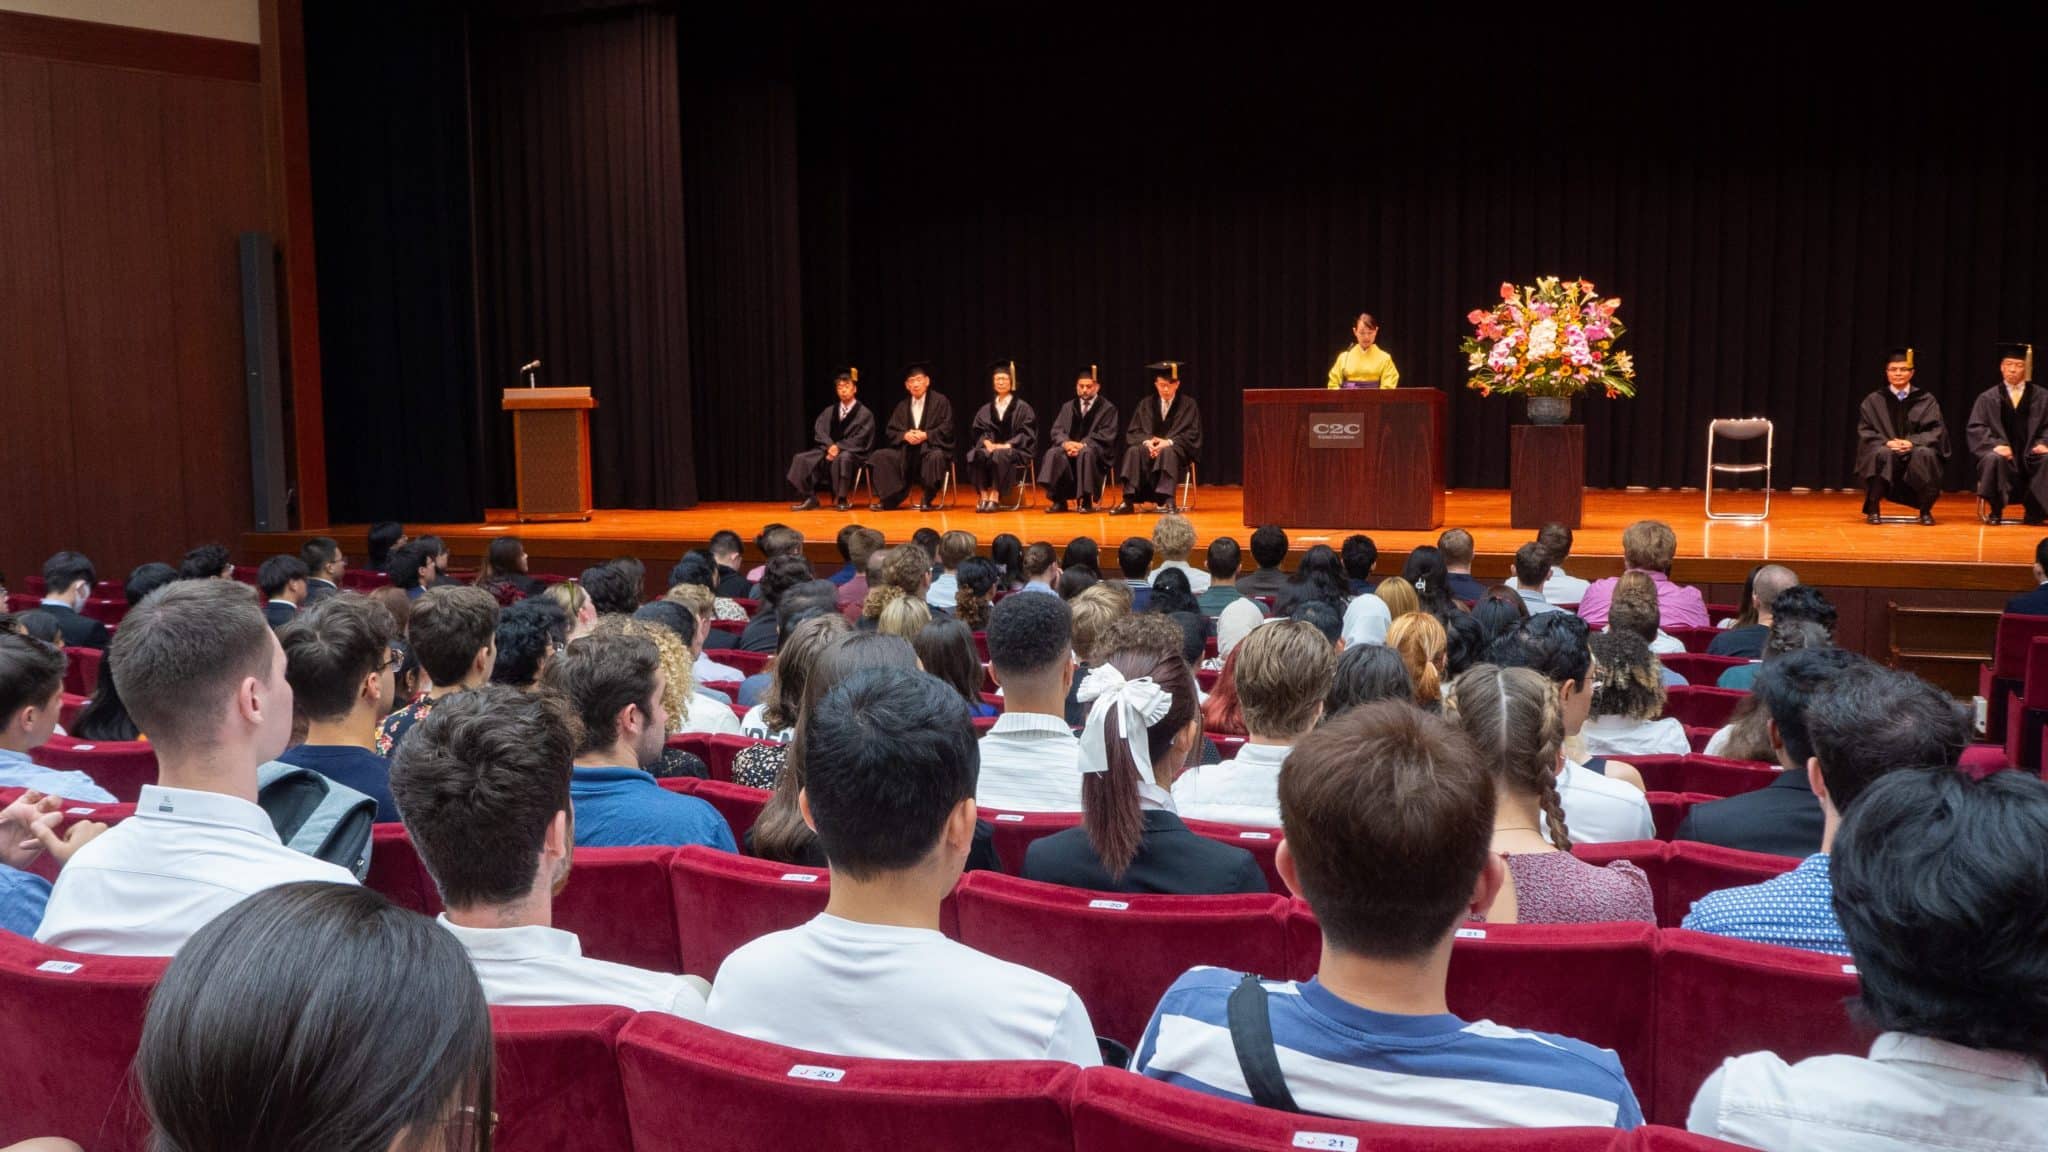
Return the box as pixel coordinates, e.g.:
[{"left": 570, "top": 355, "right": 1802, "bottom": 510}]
[{"left": 246, "top": 489, "right": 2038, "bottom": 593}]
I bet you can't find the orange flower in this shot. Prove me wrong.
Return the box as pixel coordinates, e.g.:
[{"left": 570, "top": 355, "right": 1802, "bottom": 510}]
[{"left": 1500, "top": 282, "right": 1517, "bottom": 300}]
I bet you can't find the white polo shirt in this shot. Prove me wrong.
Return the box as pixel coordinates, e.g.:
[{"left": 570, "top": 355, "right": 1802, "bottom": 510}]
[
  {"left": 436, "top": 916, "right": 707, "bottom": 1018},
  {"left": 37, "top": 784, "right": 358, "bottom": 956},
  {"left": 975, "top": 712, "right": 1084, "bottom": 812},
  {"left": 1171, "top": 743, "right": 1289, "bottom": 826}
]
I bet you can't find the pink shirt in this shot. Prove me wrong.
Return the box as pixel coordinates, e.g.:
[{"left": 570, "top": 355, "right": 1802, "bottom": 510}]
[{"left": 1575, "top": 569, "right": 1709, "bottom": 629}]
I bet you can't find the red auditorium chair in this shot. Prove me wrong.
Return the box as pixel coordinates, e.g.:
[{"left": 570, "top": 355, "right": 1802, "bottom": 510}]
[
  {"left": 1206, "top": 733, "right": 1247, "bottom": 760},
  {"left": 1684, "top": 726, "right": 1720, "bottom": 754},
  {"left": 0, "top": 932, "right": 166, "bottom": 1152},
  {"left": 1661, "top": 841, "right": 1799, "bottom": 928},
  {"left": 1645, "top": 792, "right": 1708, "bottom": 842},
  {"left": 31, "top": 735, "right": 157, "bottom": 804},
  {"left": 701, "top": 679, "right": 743, "bottom": 701},
  {"left": 1181, "top": 818, "right": 1282, "bottom": 892},
  {"left": 364, "top": 823, "right": 442, "bottom": 915},
  {"left": 950, "top": 871, "right": 1292, "bottom": 1046},
  {"left": 1660, "top": 652, "right": 1745, "bottom": 686},
  {"left": 732, "top": 597, "right": 762, "bottom": 615},
  {"left": 1960, "top": 743, "right": 2009, "bottom": 779},
  {"left": 81, "top": 598, "right": 128, "bottom": 627},
  {"left": 1980, "top": 612, "right": 2048, "bottom": 738},
  {"left": 615, "top": 1012, "right": 1080, "bottom": 1152},
  {"left": 1622, "top": 756, "right": 1685, "bottom": 793},
  {"left": 1195, "top": 667, "right": 1220, "bottom": 692},
  {"left": 62, "top": 645, "right": 103, "bottom": 696},
  {"left": 490, "top": 1005, "right": 635, "bottom": 1152},
  {"left": 60, "top": 692, "right": 89, "bottom": 730},
  {"left": 1679, "top": 757, "right": 1779, "bottom": 798},
  {"left": 665, "top": 731, "right": 711, "bottom": 767},
  {"left": 1661, "top": 686, "right": 1746, "bottom": 730},
  {"left": 1069, "top": 1066, "right": 1634, "bottom": 1152},
  {"left": 1633, "top": 1129, "right": 1759, "bottom": 1151},
  {"left": 973, "top": 631, "right": 990, "bottom": 661},
  {"left": 2003, "top": 634, "right": 2048, "bottom": 772},
  {"left": 721, "top": 650, "right": 772, "bottom": 677},
  {"left": 1650, "top": 929, "right": 1868, "bottom": 1125},
  {"left": 708, "top": 619, "right": 746, "bottom": 637},
  {"left": 5, "top": 592, "right": 39, "bottom": 614},
  {"left": 1665, "top": 626, "right": 1724, "bottom": 654},
  {"left": 972, "top": 714, "right": 1000, "bottom": 732},
  {"left": 668, "top": 845, "right": 829, "bottom": 978},
  {"left": 666, "top": 777, "right": 770, "bottom": 843},
  {"left": 979, "top": 809, "right": 1081, "bottom": 873},
  {"left": 1572, "top": 840, "right": 1672, "bottom": 925},
  {"left": 551, "top": 846, "right": 681, "bottom": 972},
  {"left": 341, "top": 568, "right": 391, "bottom": 591},
  {"left": 696, "top": 734, "right": 766, "bottom": 783}
]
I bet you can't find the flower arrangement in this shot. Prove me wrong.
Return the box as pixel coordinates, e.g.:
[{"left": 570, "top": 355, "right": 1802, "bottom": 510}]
[{"left": 1462, "top": 277, "right": 1635, "bottom": 400}]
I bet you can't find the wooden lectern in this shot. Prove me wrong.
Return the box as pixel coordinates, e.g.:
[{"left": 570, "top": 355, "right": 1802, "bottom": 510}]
[
  {"left": 502, "top": 387, "right": 595, "bottom": 522},
  {"left": 1242, "top": 389, "right": 1445, "bottom": 529}
]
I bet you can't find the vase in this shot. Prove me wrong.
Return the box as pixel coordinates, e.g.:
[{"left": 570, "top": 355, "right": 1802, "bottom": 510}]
[{"left": 1527, "top": 396, "right": 1571, "bottom": 425}]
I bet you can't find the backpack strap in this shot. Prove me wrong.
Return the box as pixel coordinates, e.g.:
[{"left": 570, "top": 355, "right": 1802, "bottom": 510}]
[{"left": 1225, "top": 972, "right": 1300, "bottom": 1113}]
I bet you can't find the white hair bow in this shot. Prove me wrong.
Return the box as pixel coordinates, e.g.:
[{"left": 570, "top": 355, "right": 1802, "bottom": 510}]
[{"left": 1078, "top": 663, "right": 1173, "bottom": 779}]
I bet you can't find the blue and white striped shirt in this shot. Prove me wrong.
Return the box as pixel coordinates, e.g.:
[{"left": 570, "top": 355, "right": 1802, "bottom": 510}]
[
  {"left": 1134, "top": 967, "right": 1643, "bottom": 1129},
  {"left": 1680, "top": 852, "right": 1847, "bottom": 956}
]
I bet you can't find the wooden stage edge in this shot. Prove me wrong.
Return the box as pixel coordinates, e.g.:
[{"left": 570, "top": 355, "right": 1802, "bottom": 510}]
[{"left": 243, "top": 488, "right": 2041, "bottom": 594}]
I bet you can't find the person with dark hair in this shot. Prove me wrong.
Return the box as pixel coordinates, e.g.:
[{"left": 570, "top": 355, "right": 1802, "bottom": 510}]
[
  {"left": 912, "top": 618, "right": 998, "bottom": 718},
  {"left": 392, "top": 685, "right": 709, "bottom": 1015},
  {"left": 70, "top": 648, "right": 142, "bottom": 743},
  {"left": 1149, "top": 566, "right": 1203, "bottom": 619},
  {"left": 910, "top": 526, "right": 943, "bottom": 562},
  {"left": 1061, "top": 535, "right": 1101, "bottom": 578},
  {"left": 1176, "top": 621, "right": 1332, "bottom": 826},
  {"left": 1018, "top": 541, "right": 1061, "bottom": 596},
  {"left": 374, "top": 587, "right": 499, "bottom": 757},
  {"left": 1057, "top": 566, "right": 1099, "bottom": 600},
  {"left": 790, "top": 367, "right": 877, "bottom": 511},
  {"left": 966, "top": 359, "right": 1038, "bottom": 512},
  {"left": 828, "top": 524, "right": 863, "bottom": 585},
  {"left": 1582, "top": 630, "right": 1688, "bottom": 756},
  {"left": 1708, "top": 564, "right": 1798, "bottom": 657},
  {"left": 277, "top": 596, "right": 401, "bottom": 821},
  {"left": 365, "top": 521, "right": 407, "bottom": 570},
  {"left": 868, "top": 363, "right": 956, "bottom": 512},
  {"left": 1607, "top": 571, "right": 1686, "bottom": 676},
  {"left": 135, "top": 882, "right": 494, "bottom": 1152},
  {"left": 299, "top": 537, "right": 346, "bottom": 604},
  {"left": 122, "top": 562, "right": 178, "bottom": 608},
  {"left": 1325, "top": 311, "right": 1402, "bottom": 388},
  {"left": 1437, "top": 528, "right": 1488, "bottom": 602},
  {"left": 1398, "top": 545, "right": 1460, "bottom": 619},
  {"left": 1577, "top": 519, "right": 1709, "bottom": 629},
  {"left": 1683, "top": 663, "right": 1967, "bottom": 955},
  {"left": 1289, "top": 599, "right": 1343, "bottom": 646},
  {"left": 258, "top": 555, "right": 309, "bottom": 628},
  {"left": 1488, "top": 613, "right": 1654, "bottom": 843},
  {"left": 1510, "top": 542, "right": 1560, "bottom": 614},
  {"left": 1324, "top": 644, "right": 1414, "bottom": 721},
  {"left": 1340, "top": 533, "right": 1379, "bottom": 596},
  {"left": 952, "top": 557, "right": 1000, "bottom": 632},
  {"left": 1535, "top": 523, "right": 1587, "bottom": 607},
  {"left": 705, "top": 529, "right": 752, "bottom": 599},
  {"left": 1117, "top": 537, "right": 1156, "bottom": 611},
  {"left": 1678, "top": 649, "right": 1867, "bottom": 858},
  {"left": 1856, "top": 347, "right": 1949, "bottom": 525},
  {"left": 739, "top": 554, "right": 816, "bottom": 654},
  {"left": 0, "top": 634, "right": 113, "bottom": 801},
  {"left": 1275, "top": 544, "right": 1350, "bottom": 616},
  {"left": 38, "top": 582, "right": 358, "bottom": 955},
  {"left": 1040, "top": 364, "right": 1121, "bottom": 513},
  {"left": 1198, "top": 537, "right": 1248, "bottom": 616},
  {"left": 1111, "top": 360, "right": 1201, "bottom": 515},
  {"left": 1441, "top": 609, "right": 1489, "bottom": 679},
  {"left": 576, "top": 563, "right": 638, "bottom": 617},
  {"left": 2005, "top": 536, "right": 2048, "bottom": 615},
  {"left": 978, "top": 593, "right": 1081, "bottom": 811},
  {"left": 1718, "top": 585, "right": 1838, "bottom": 690},
  {"left": 384, "top": 540, "right": 437, "bottom": 598},
  {"left": 36, "top": 551, "right": 111, "bottom": 649},
  {"left": 413, "top": 535, "right": 452, "bottom": 586},
  {"left": 178, "top": 543, "right": 234, "bottom": 583},
  {"left": 831, "top": 526, "right": 886, "bottom": 616},
  {"left": 476, "top": 536, "right": 540, "bottom": 599},
  {"left": 988, "top": 534, "right": 1024, "bottom": 591},
  {"left": 925, "top": 530, "right": 978, "bottom": 612},
  {"left": 1236, "top": 524, "right": 1290, "bottom": 600},
  {"left": 489, "top": 595, "right": 568, "bottom": 690},
  {"left": 708, "top": 668, "right": 1099, "bottom": 1063},
  {"left": 732, "top": 614, "right": 853, "bottom": 788},
  {"left": 1472, "top": 589, "right": 1529, "bottom": 644},
  {"left": 1135, "top": 701, "right": 1643, "bottom": 1128},
  {"left": 1023, "top": 636, "right": 1264, "bottom": 895},
  {"left": 1689, "top": 767, "right": 2048, "bottom": 1149},
  {"left": 543, "top": 627, "right": 732, "bottom": 850}
]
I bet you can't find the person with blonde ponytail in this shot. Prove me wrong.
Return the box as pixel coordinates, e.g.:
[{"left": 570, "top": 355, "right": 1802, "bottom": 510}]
[
  {"left": 1387, "top": 612, "right": 1448, "bottom": 709},
  {"left": 1446, "top": 665, "right": 1653, "bottom": 925}
]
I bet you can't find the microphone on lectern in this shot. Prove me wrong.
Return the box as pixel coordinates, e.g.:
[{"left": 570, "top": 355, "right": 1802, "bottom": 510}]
[{"left": 520, "top": 360, "right": 542, "bottom": 387}]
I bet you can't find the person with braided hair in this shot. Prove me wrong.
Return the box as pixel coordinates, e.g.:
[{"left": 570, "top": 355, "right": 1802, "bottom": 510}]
[{"left": 1446, "top": 666, "right": 1654, "bottom": 925}]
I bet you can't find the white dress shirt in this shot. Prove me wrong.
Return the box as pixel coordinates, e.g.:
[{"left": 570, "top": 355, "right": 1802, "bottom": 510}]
[
  {"left": 975, "top": 713, "right": 1084, "bottom": 812},
  {"left": 1689, "top": 1033, "right": 2048, "bottom": 1152},
  {"left": 693, "top": 651, "right": 742, "bottom": 684},
  {"left": 910, "top": 396, "right": 925, "bottom": 427},
  {"left": 37, "top": 784, "right": 358, "bottom": 956},
  {"left": 676, "top": 691, "right": 742, "bottom": 736},
  {"left": 1171, "top": 743, "right": 1289, "bottom": 826},
  {"left": 706, "top": 913, "right": 1101, "bottom": 1066},
  {"left": 1580, "top": 714, "right": 1692, "bottom": 758},
  {"left": 1548, "top": 759, "right": 1656, "bottom": 844},
  {"left": 1150, "top": 560, "right": 1212, "bottom": 594},
  {"left": 436, "top": 915, "right": 707, "bottom": 1018},
  {"left": 1543, "top": 566, "right": 1590, "bottom": 608}
]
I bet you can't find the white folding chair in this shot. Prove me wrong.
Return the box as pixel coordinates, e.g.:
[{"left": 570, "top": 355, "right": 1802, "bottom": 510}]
[{"left": 1705, "top": 418, "right": 1772, "bottom": 521}]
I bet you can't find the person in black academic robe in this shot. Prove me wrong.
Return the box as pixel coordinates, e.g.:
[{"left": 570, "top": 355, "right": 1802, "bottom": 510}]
[
  {"left": 1966, "top": 342, "right": 2048, "bottom": 524},
  {"left": 1111, "top": 361, "right": 1202, "bottom": 514},
  {"left": 867, "top": 363, "right": 955, "bottom": 511},
  {"left": 1040, "top": 366, "right": 1122, "bottom": 514},
  {"left": 786, "top": 369, "right": 876, "bottom": 511},
  {"left": 965, "top": 359, "right": 1038, "bottom": 512},
  {"left": 1854, "top": 348, "right": 1947, "bottom": 524}
]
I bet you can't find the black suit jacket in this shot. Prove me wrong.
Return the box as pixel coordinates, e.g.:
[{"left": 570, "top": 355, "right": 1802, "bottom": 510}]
[
  {"left": 264, "top": 601, "right": 298, "bottom": 629},
  {"left": 1022, "top": 810, "right": 1267, "bottom": 895},
  {"left": 1672, "top": 769, "right": 1821, "bottom": 859},
  {"left": 737, "top": 610, "right": 781, "bottom": 654},
  {"left": 304, "top": 578, "right": 340, "bottom": 605},
  {"left": 38, "top": 603, "right": 110, "bottom": 650},
  {"left": 715, "top": 569, "right": 753, "bottom": 600},
  {"left": 2006, "top": 586, "right": 2048, "bottom": 617}
]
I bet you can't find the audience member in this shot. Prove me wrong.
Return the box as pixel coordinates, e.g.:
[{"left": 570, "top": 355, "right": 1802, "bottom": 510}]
[
  {"left": 835, "top": 527, "right": 887, "bottom": 614},
  {"left": 0, "top": 634, "right": 114, "bottom": 800},
  {"left": 1709, "top": 566, "right": 1796, "bottom": 660},
  {"left": 634, "top": 601, "right": 741, "bottom": 736},
  {"left": 385, "top": 540, "right": 437, "bottom": 599},
  {"left": 16, "top": 612, "right": 60, "bottom": 648},
  {"left": 476, "top": 535, "right": 541, "bottom": 599},
  {"left": 1580, "top": 631, "right": 1689, "bottom": 756},
  {"left": 709, "top": 529, "right": 754, "bottom": 598},
  {"left": 1060, "top": 535, "right": 1101, "bottom": 578},
  {"left": 1576, "top": 519, "right": 1708, "bottom": 628},
  {"left": 1274, "top": 544, "right": 1349, "bottom": 615},
  {"left": 1375, "top": 574, "right": 1420, "bottom": 621},
  {"left": 392, "top": 685, "right": 708, "bottom": 1015},
  {"left": 36, "top": 551, "right": 112, "bottom": 649},
  {"left": 1437, "top": 528, "right": 1488, "bottom": 601},
  {"left": 364, "top": 520, "right": 407, "bottom": 571},
  {"left": 827, "top": 524, "right": 863, "bottom": 585},
  {"left": 1488, "top": 613, "right": 1655, "bottom": 842},
  {"left": 1174, "top": 621, "right": 1330, "bottom": 825},
  {"left": 859, "top": 543, "right": 932, "bottom": 626},
  {"left": 1683, "top": 663, "right": 1965, "bottom": 954},
  {"left": 1399, "top": 545, "right": 1460, "bottom": 618},
  {"left": 1149, "top": 566, "right": 1204, "bottom": 621},
  {"left": 1340, "top": 533, "right": 1379, "bottom": 595},
  {"left": 1474, "top": 587, "right": 1530, "bottom": 640},
  {"left": 1688, "top": 768, "right": 2048, "bottom": 1150},
  {"left": 750, "top": 525, "right": 806, "bottom": 591},
  {"left": 1196, "top": 537, "right": 1247, "bottom": 616},
  {"left": 1117, "top": 537, "right": 1156, "bottom": 611},
  {"left": 741, "top": 554, "right": 816, "bottom": 652},
  {"left": 577, "top": 562, "right": 640, "bottom": 618},
  {"left": 1441, "top": 610, "right": 1488, "bottom": 680},
  {"left": 1511, "top": 542, "right": 1561, "bottom": 614},
  {"left": 912, "top": 618, "right": 998, "bottom": 718},
  {"left": 374, "top": 586, "right": 498, "bottom": 757},
  {"left": 1206, "top": 596, "right": 1266, "bottom": 669},
  {"left": 135, "top": 882, "right": 493, "bottom": 1152},
  {"left": 1446, "top": 665, "right": 1653, "bottom": 925},
  {"left": 952, "top": 556, "right": 999, "bottom": 630},
  {"left": 0, "top": 789, "right": 105, "bottom": 940},
  {"left": 1056, "top": 565, "right": 1099, "bottom": 600},
  {"left": 1387, "top": 612, "right": 1447, "bottom": 710},
  {"left": 123, "top": 561, "right": 178, "bottom": 608},
  {"left": 258, "top": 555, "right": 309, "bottom": 628},
  {"left": 1134, "top": 701, "right": 1642, "bottom": 1129},
  {"left": 593, "top": 619, "right": 712, "bottom": 779},
  {"left": 1024, "top": 633, "right": 1264, "bottom": 894},
  {"left": 297, "top": 538, "right": 345, "bottom": 605},
  {"left": 1701, "top": 618, "right": 1834, "bottom": 758},
  {"left": 1324, "top": 643, "right": 1414, "bottom": 721},
  {"left": 1065, "top": 584, "right": 1127, "bottom": 725},
  {"left": 1018, "top": 541, "right": 1061, "bottom": 596},
  {"left": 877, "top": 593, "right": 932, "bottom": 641},
  {"left": 732, "top": 614, "right": 852, "bottom": 787},
  {"left": 489, "top": 596, "right": 568, "bottom": 689},
  {"left": 1608, "top": 570, "right": 1685, "bottom": 662},
  {"left": 1235, "top": 524, "right": 1290, "bottom": 599},
  {"left": 662, "top": 580, "right": 744, "bottom": 683},
  {"left": 544, "top": 627, "right": 734, "bottom": 850},
  {"left": 277, "top": 597, "right": 401, "bottom": 821},
  {"left": 707, "top": 668, "right": 1100, "bottom": 1064},
  {"left": 990, "top": 533, "right": 1025, "bottom": 591},
  {"left": 544, "top": 578, "right": 599, "bottom": 641},
  {"left": 1538, "top": 523, "right": 1589, "bottom": 607},
  {"left": 978, "top": 592, "right": 1082, "bottom": 811},
  {"left": 1338, "top": 587, "right": 1392, "bottom": 647},
  {"left": 927, "top": 530, "right": 978, "bottom": 611},
  {"left": 1200, "top": 645, "right": 1248, "bottom": 737},
  {"left": 38, "top": 581, "right": 358, "bottom": 955},
  {"left": 1149, "top": 513, "right": 1210, "bottom": 592},
  {"left": 177, "top": 543, "right": 234, "bottom": 582},
  {"left": 1289, "top": 599, "right": 1343, "bottom": 647},
  {"left": 1719, "top": 586, "right": 1838, "bottom": 689},
  {"left": 69, "top": 648, "right": 141, "bottom": 742}
]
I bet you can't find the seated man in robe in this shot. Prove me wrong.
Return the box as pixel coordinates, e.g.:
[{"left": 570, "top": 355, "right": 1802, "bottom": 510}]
[
  {"left": 1854, "top": 347, "right": 1947, "bottom": 525},
  {"left": 1966, "top": 341, "right": 2046, "bottom": 525},
  {"left": 1110, "top": 361, "right": 1202, "bottom": 516},
  {"left": 787, "top": 368, "right": 874, "bottom": 512}
]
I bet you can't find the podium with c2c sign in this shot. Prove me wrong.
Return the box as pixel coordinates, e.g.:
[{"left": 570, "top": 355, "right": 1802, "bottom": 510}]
[
  {"left": 502, "top": 386, "right": 596, "bottom": 522},
  {"left": 1242, "top": 388, "right": 1445, "bottom": 529}
]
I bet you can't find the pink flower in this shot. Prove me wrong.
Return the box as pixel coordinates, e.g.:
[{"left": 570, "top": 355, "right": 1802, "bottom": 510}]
[
  {"left": 1533, "top": 302, "right": 1556, "bottom": 319},
  {"left": 1467, "top": 309, "right": 1491, "bottom": 326},
  {"left": 1500, "top": 282, "right": 1517, "bottom": 301}
]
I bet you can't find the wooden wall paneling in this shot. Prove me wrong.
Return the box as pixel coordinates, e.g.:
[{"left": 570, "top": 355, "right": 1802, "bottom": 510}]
[
  {"left": 0, "top": 11, "right": 257, "bottom": 83},
  {"left": 0, "top": 56, "right": 79, "bottom": 586}
]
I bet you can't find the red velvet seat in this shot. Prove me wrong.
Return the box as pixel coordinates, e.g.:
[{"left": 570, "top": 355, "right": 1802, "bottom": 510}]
[
  {"left": 666, "top": 776, "right": 770, "bottom": 844},
  {"left": 1572, "top": 840, "right": 1673, "bottom": 926},
  {"left": 707, "top": 618, "right": 745, "bottom": 636},
  {"left": 732, "top": 596, "right": 762, "bottom": 616},
  {"left": 1662, "top": 686, "right": 1746, "bottom": 729},
  {"left": 1959, "top": 743, "right": 2008, "bottom": 779},
  {"left": 721, "top": 649, "right": 772, "bottom": 677},
  {"left": 1645, "top": 791, "right": 1707, "bottom": 842},
  {"left": 1622, "top": 756, "right": 1685, "bottom": 793},
  {"left": 951, "top": 871, "right": 1292, "bottom": 1046},
  {"left": 701, "top": 678, "right": 743, "bottom": 701},
  {"left": 1632, "top": 1129, "right": 1760, "bottom": 1151},
  {"left": 0, "top": 932, "right": 166, "bottom": 1152},
  {"left": 1195, "top": 667, "right": 1220, "bottom": 692},
  {"left": 490, "top": 1006, "right": 635, "bottom": 1152},
  {"left": 615, "top": 1012, "right": 1079, "bottom": 1152},
  {"left": 551, "top": 846, "right": 681, "bottom": 972},
  {"left": 1679, "top": 757, "right": 1778, "bottom": 798},
  {"left": 62, "top": 645, "right": 103, "bottom": 696},
  {"left": 1070, "top": 1065, "right": 1632, "bottom": 1152},
  {"left": 697, "top": 733, "right": 767, "bottom": 783},
  {"left": 1665, "top": 626, "right": 1724, "bottom": 654},
  {"left": 81, "top": 597, "right": 128, "bottom": 626},
  {"left": 978, "top": 809, "right": 1081, "bottom": 873},
  {"left": 1206, "top": 733, "right": 1247, "bottom": 760},
  {"left": 1181, "top": 818, "right": 1282, "bottom": 893},
  {"left": 1661, "top": 841, "right": 1800, "bottom": 927},
  {"left": 665, "top": 731, "right": 711, "bottom": 769},
  {"left": 364, "top": 822, "right": 442, "bottom": 915},
  {"left": 2004, "top": 634, "right": 2048, "bottom": 772},
  {"left": 1661, "top": 652, "right": 1745, "bottom": 686},
  {"left": 667, "top": 844, "right": 828, "bottom": 978},
  {"left": 341, "top": 568, "right": 391, "bottom": 590},
  {"left": 1683, "top": 725, "right": 1719, "bottom": 754},
  {"left": 30, "top": 735, "right": 157, "bottom": 804},
  {"left": 5, "top": 592, "right": 40, "bottom": 614},
  {"left": 1649, "top": 929, "right": 1867, "bottom": 1126},
  {"left": 1980, "top": 612, "right": 2048, "bottom": 739}
]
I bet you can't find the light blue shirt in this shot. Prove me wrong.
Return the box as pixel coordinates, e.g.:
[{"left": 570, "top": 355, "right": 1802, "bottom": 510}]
[
  {"left": 0, "top": 863, "right": 52, "bottom": 938},
  {"left": 1681, "top": 852, "right": 1846, "bottom": 955},
  {"left": 0, "top": 747, "right": 117, "bottom": 804},
  {"left": 568, "top": 766, "right": 737, "bottom": 851},
  {"left": 926, "top": 572, "right": 959, "bottom": 610}
]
